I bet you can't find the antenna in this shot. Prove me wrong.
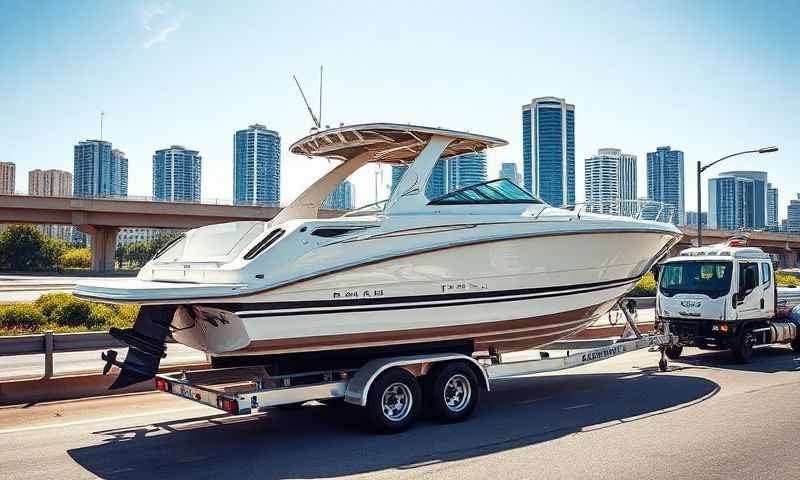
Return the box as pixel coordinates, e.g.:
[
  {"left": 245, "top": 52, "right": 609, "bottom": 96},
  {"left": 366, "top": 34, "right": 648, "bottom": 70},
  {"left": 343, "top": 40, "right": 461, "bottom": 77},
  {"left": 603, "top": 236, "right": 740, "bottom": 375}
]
[
  {"left": 100, "top": 111, "right": 105, "bottom": 141},
  {"left": 293, "top": 74, "right": 320, "bottom": 129},
  {"left": 319, "top": 65, "right": 323, "bottom": 129}
]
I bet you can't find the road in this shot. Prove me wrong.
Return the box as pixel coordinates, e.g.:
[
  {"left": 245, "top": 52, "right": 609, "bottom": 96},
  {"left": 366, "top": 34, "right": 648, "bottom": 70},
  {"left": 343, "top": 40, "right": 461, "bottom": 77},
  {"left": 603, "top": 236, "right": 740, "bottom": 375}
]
[
  {"left": 0, "top": 274, "right": 135, "bottom": 304},
  {"left": 1, "top": 346, "right": 798, "bottom": 480}
]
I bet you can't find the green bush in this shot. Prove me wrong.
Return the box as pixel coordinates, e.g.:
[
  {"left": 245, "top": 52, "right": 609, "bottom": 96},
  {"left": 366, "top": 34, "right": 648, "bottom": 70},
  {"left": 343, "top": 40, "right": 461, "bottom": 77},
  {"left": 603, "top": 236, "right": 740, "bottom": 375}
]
[
  {"left": 88, "top": 303, "right": 117, "bottom": 329},
  {"left": 52, "top": 299, "right": 94, "bottom": 328},
  {"left": 776, "top": 271, "right": 800, "bottom": 288},
  {"left": 60, "top": 247, "right": 91, "bottom": 269},
  {"left": 630, "top": 272, "right": 657, "bottom": 297},
  {"left": 34, "top": 292, "right": 74, "bottom": 320},
  {"left": 0, "top": 304, "right": 47, "bottom": 329}
]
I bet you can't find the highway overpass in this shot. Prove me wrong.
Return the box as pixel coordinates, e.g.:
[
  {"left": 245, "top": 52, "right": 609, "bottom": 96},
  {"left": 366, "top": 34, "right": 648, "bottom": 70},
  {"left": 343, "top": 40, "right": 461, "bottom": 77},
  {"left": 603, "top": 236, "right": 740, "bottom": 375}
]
[
  {"left": 0, "top": 194, "right": 343, "bottom": 271},
  {"left": 678, "top": 226, "right": 800, "bottom": 267}
]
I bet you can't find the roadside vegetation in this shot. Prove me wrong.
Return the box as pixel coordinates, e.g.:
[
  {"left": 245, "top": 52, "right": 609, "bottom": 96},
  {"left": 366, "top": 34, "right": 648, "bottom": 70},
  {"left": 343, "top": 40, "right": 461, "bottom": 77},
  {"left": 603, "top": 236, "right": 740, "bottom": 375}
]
[
  {"left": 0, "top": 224, "right": 178, "bottom": 272},
  {"left": 0, "top": 293, "right": 138, "bottom": 336}
]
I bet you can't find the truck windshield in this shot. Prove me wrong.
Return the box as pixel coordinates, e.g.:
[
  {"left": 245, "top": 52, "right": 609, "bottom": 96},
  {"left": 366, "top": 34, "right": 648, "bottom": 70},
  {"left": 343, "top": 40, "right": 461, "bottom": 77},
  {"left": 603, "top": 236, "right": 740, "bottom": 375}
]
[{"left": 659, "top": 261, "right": 733, "bottom": 298}]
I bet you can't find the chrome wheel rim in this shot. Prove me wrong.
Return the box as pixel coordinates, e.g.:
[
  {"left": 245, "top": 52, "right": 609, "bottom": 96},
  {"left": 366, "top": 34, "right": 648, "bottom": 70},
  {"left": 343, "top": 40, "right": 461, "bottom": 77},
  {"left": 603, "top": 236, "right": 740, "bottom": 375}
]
[
  {"left": 381, "top": 382, "right": 413, "bottom": 422},
  {"left": 443, "top": 374, "right": 472, "bottom": 412}
]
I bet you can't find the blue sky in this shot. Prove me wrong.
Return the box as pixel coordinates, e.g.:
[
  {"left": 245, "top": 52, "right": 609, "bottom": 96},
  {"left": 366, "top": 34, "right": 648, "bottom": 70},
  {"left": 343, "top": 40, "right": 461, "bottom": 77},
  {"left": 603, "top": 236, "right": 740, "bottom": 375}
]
[{"left": 1, "top": 0, "right": 798, "bottom": 217}]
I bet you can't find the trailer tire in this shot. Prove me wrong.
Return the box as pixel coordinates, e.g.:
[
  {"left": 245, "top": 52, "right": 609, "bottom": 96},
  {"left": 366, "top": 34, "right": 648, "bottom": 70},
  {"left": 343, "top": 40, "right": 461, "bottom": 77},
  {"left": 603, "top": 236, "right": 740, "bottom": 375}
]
[
  {"left": 428, "top": 362, "right": 480, "bottom": 423},
  {"left": 665, "top": 345, "right": 683, "bottom": 360},
  {"left": 732, "top": 326, "right": 754, "bottom": 364},
  {"left": 365, "top": 368, "right": 421, "bottom": 433}
]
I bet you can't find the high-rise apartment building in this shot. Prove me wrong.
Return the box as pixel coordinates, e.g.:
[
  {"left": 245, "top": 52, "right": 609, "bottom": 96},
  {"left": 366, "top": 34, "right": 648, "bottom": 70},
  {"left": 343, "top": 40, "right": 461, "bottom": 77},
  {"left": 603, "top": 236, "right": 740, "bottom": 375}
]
[
  {"left": 646, "top": 146, "right": 684, "bottom": 225},
  {"left": 499, "top": 162, "right": 522, "bottom": 185},
  {"left": 787, "top": 195, "right": 800, "bottom": 234},
  {"left": 447, "top": 152, "right": 487, "bottom": 191},
  {"left": 29, "top": 169, "right": 73, "bottom": 242},
  {"left": 719, "top": 171, "right": 767, "bottom": 229},
  {"left": 584, "top": 148, "right": 637, "bottom": 215},
  {"left": 685, "top": 211, "right": 707, "bottom": 227},
  {"left": 233, "top": 124, "right": 280, "bottom": 205},
  {"left": 153, "top": 146, "right": 202, "bottom": 202},
  {"left": 0, "top": 161, "right": 16, "bottom": 195},
  {"left": 708, "top": 171, "right": 769, "bottom": 231},
  {"left": 390, "top": 162, "right": 447, "bottom": 199},
  {"left": 323, "top": 180, "right": 355, "bottom": 210},
  {"left": 767, "top": 183, "right": 779, "bottom": 230},
  {"left": 73, "top": 140, "right": 128, "bottom": 197},
  {"left": 522, "top": 97, "right": 575, "bottom": 207}
]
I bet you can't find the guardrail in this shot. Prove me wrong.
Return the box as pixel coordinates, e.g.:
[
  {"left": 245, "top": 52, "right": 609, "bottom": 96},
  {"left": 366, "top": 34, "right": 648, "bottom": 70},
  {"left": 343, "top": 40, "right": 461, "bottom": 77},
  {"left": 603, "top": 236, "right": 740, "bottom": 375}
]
[
  {"left": 0, "top": 297, "right": 656, "bottom": 379},
  {"left": 0, "top": 331, "right": 177, "bottom": 379}
]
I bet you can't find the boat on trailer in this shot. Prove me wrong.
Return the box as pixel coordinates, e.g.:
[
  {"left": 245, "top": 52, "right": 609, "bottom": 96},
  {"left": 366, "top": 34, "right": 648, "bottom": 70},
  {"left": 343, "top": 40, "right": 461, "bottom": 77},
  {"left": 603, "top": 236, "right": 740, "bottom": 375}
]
[{"left": 74, "top": 123, "right": 681, "bottom": 389}]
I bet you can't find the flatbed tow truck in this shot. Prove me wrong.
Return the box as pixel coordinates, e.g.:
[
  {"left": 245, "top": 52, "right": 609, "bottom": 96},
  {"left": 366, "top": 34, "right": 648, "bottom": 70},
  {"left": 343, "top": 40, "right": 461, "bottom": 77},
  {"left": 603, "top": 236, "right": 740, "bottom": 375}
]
[
  {"left": 151, "top": 299, "right": 677, "bottom": 433},
  {"left": 656, "top": 238, "right": 800, "bottom": 363}
]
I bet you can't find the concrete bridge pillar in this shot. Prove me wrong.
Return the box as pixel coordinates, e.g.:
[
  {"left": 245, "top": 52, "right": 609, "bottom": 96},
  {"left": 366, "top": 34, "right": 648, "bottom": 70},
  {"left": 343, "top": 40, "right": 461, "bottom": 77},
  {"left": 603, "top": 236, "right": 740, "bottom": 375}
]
[
  {"left": 76, "top": 225, "right": 119, "bottom": 272},
  {"left": 785, "top": 250, "right": 798, "bottom": 268}
]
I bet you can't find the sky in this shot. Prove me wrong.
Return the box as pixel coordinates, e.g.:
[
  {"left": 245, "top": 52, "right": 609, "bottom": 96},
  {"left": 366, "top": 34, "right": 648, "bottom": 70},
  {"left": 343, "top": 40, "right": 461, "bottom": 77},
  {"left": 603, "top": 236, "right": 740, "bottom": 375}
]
[{"left": 1, "top": 0, "right": 798, "bottom": 219}]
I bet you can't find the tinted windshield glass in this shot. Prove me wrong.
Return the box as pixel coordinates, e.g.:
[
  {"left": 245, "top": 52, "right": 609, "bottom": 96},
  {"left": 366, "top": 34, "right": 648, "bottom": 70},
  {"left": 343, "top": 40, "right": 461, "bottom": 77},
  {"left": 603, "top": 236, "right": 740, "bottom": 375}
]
[
  {"left": 428, "top": 178, "right": 542, "bottom": 205},
  {"left": 660, "top": 261, "right": 732, "bottom": 298}
]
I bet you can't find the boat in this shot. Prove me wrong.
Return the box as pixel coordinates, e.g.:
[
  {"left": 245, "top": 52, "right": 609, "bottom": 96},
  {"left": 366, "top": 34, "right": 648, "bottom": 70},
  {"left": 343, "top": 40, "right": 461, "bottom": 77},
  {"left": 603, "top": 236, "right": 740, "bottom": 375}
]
[{"left": 74, "top": 123, "right": 682, "bottom": 388}]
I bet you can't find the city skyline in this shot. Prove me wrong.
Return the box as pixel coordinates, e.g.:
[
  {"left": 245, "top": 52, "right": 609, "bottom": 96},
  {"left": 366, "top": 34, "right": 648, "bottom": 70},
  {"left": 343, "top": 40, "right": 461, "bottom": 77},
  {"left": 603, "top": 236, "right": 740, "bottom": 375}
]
[{"left": 1, "top": 2, "right": 798, "bottom": 218}]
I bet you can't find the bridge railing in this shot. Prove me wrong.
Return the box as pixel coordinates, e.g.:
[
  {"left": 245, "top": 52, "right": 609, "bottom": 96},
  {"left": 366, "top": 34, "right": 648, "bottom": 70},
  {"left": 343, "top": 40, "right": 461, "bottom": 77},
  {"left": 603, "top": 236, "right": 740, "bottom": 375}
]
[{"left": 2, "top": 191, "right": 283, "bottom": 207}]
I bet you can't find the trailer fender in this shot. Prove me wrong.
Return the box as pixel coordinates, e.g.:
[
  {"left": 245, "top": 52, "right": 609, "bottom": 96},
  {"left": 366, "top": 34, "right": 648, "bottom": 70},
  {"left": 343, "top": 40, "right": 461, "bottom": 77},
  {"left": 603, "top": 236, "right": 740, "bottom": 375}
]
[{"left": 344, "top": 353, "right": 489, "bottom": 406}]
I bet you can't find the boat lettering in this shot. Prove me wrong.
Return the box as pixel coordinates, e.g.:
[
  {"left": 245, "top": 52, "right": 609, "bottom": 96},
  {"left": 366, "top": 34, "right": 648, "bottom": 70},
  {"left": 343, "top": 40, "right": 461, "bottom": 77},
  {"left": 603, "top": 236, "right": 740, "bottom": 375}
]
[
  {"left": 581, "top": 345, "right": 624, "bottom": 362},
  {"left": 332, "top": 289, "right": 384, "bottom": 299},
  {"left": 440, "top": 282, "right": 488, "bottom": 293}
]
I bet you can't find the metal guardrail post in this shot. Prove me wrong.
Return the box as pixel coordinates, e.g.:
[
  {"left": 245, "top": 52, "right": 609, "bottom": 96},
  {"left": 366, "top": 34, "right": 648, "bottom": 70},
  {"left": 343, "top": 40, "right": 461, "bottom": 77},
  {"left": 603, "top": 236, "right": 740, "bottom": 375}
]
[{"left": 43, "top": 330, "right": 54, "bottom": 379}]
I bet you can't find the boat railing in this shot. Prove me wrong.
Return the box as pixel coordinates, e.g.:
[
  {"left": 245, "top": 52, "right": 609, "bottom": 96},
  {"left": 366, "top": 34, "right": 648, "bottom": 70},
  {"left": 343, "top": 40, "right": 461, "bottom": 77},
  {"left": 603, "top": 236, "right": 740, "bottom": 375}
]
[{"left": 562, "top": 199, "right": 675, "bottom": 224}]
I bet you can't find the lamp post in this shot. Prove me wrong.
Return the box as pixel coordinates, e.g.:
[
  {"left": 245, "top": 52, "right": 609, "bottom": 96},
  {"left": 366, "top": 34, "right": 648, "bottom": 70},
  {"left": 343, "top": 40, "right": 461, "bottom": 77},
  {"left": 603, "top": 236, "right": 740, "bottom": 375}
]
[{"left": 696, "top": 146, "right": 779, "bottom": 246}]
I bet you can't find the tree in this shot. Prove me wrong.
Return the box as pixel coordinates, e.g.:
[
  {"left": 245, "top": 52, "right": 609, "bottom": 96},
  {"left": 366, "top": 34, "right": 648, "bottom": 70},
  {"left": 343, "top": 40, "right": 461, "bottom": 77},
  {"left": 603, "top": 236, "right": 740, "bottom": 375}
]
[{"left": 0, "top": 225, "right": 66, "bottom": 271}]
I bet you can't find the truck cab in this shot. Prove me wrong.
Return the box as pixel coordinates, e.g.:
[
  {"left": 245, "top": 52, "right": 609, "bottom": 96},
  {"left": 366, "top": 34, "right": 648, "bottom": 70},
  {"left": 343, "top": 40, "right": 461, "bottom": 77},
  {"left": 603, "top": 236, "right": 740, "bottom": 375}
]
[{"left": 655, "top": 239, "right": 797, "bottom": 362}]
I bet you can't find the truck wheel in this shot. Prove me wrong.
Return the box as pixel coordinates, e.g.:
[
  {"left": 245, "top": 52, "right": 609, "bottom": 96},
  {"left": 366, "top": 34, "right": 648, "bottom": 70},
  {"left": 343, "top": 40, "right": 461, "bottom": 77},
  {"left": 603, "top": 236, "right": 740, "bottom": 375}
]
[
  {"left": 791, "top": 337, "right": 800, "bottom": 354},
  {"left": 428, "top": 362, "right": 480, "bottom": 423},
  {"left": 365, "top": 368, "right": 421, "bottom": 433},
  {"left": 665, "top": 345, "right": 683, "bottom": 360},
  {"left": 732, "top": 327, "right": 754, "bottom": 364}
]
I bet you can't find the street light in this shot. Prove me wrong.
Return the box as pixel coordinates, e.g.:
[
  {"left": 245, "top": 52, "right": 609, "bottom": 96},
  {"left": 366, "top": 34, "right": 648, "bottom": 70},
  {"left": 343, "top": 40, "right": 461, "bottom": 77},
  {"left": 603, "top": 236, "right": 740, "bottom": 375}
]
[{"left": 696, "top": 146, "right": 779, "bottom": 246}]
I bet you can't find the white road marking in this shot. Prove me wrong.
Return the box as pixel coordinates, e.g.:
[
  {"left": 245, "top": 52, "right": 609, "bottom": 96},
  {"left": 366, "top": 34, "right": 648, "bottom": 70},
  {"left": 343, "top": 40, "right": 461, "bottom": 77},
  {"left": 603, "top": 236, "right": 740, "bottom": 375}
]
[{"left": 0, "top": 406, "right": 209, "bottom": 435}]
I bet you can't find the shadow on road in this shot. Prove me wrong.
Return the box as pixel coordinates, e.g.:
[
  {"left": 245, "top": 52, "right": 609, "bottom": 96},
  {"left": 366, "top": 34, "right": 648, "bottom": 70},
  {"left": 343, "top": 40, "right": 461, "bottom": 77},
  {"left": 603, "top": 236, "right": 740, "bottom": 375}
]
[
  {"left": 674, "top": 345, "right": 800, "bottom": 373},
  {"left": 68, "top": 370, "right": 718, "bottom": 479}
]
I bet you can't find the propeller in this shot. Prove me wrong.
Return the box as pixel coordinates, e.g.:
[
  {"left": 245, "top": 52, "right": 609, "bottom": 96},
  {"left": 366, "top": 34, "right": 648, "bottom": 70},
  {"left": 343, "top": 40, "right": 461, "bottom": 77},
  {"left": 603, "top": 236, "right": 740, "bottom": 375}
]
[{"left": 100, "top": 349, "right": 124, "bottom": 375}]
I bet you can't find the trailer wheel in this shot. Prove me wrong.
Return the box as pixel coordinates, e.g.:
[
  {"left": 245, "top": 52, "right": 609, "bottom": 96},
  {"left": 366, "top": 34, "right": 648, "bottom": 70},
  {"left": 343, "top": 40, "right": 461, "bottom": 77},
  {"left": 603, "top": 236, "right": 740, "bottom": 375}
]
[
  {"left": 732, "top": 327, "right": 754, "bottom": 363},
  {"left": 665, "top": 345, "right": 683, "bottom": 360},
  {"left": 428, "top": 362, "right": 480, "bottom": 423},
  {"left": 365, "top": 368, "right": 421, "bottom": 433}
]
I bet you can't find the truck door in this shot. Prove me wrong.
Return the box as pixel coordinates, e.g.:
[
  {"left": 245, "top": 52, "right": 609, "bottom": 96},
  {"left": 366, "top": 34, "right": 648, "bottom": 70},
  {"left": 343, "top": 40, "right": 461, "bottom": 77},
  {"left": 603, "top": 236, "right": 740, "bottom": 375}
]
[
  {"left": 760, "top": 261, "right": 775, "bottom": 317},
  {"left": 736, "top": 262, "right": 761, "bottom": 320}
]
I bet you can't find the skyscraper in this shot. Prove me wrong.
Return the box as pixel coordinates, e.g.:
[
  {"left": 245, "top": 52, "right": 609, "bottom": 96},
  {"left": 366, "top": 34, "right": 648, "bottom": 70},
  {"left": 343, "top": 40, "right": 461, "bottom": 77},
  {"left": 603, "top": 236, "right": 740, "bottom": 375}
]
[
  {"left": 73, "top": 140, "right": 127, "bottom": 197},
  {"left": 767, "top": 183, "right": 779, "bottom": 230},
  {"left": 29, "top": 169, "right": 73, "bottom": 241},
  {"left": 390, "top": 165, "right": 407, "bottom": 194},
  {"left": 787, "top": 195, "right": 800, "bottom": 234},
  {"left": 233, "top": 124, "right": 281, "bottom": 205},
  {"left": 686, "top": 211, "right": 708, "bottom": 227},
  {"left": 646, "top": 146, "right": 684, "bottom": 225},
  {"left": 522, "top": 97, "right": 575, "bottom": 207},
  {"left": 447, "top": 152, "right": 487, "bottom": 191},
  {"left": 153, "top": 146, "right": 202, "bottom": 202},
  {"left": 584, "top": 148, "right": 637, "bottom": 215},
  {"left": 323, "top": 180, "right": 355, "bottom": 209},
  {"left": 499, "top": 162, "right": 522, "bottom": 185},
  {"left": 0, "top": 161, "right": 16, "bottom": 195},
  {"left": 708, "top": 175, "right": 755, "bottom": 230},
  {"left": 719, "top": 171, "right": 767, "bottom": 229}
]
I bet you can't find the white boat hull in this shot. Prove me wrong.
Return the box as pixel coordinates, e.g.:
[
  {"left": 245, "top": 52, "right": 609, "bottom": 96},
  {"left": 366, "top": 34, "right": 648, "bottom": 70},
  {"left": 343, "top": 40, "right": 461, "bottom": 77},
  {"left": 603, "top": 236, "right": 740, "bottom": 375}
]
[{"left": 170, "top": 230, "right": 677, "bottom": 355}]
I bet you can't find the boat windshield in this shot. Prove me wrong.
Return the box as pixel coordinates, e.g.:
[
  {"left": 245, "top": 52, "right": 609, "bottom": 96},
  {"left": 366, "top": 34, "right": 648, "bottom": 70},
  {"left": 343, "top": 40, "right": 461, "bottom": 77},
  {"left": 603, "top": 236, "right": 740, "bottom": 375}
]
[
  {"left": 428, "top": 178, "right": 542, "bottom": 205},
  {"left": 659, "top": 261, "right": 733, "bottom": 298},
  {"left": 342, "top": 200, "right": 387, "bottom": 217}
]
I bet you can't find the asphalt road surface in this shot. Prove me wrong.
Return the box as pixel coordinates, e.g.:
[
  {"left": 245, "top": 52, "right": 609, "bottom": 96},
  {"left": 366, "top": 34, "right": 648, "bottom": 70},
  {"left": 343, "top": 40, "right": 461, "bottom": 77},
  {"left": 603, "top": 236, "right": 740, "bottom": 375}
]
[
  {"left": 1, "top": 346, "right": 798, "bottom": 480},
  {"left": 0, "top": 274, "right": 134, "bottom": 304}
]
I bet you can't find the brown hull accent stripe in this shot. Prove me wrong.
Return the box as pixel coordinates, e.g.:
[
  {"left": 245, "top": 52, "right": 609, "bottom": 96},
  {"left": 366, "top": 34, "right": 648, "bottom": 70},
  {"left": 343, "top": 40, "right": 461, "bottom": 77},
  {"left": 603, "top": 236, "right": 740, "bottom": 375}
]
[
  {"left": 234, "top": 301, "right": 611, "bottom": 354},
  {"left": 223, "top": 276, "right": 638, "bottom": 318}
]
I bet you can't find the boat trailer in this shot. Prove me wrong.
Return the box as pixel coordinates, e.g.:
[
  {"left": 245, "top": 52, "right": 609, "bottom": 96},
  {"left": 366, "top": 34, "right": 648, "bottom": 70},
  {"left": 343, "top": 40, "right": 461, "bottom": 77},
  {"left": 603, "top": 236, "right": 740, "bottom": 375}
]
[{"left": 152, "top": 299, "right": 678, "bottom": 432}]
